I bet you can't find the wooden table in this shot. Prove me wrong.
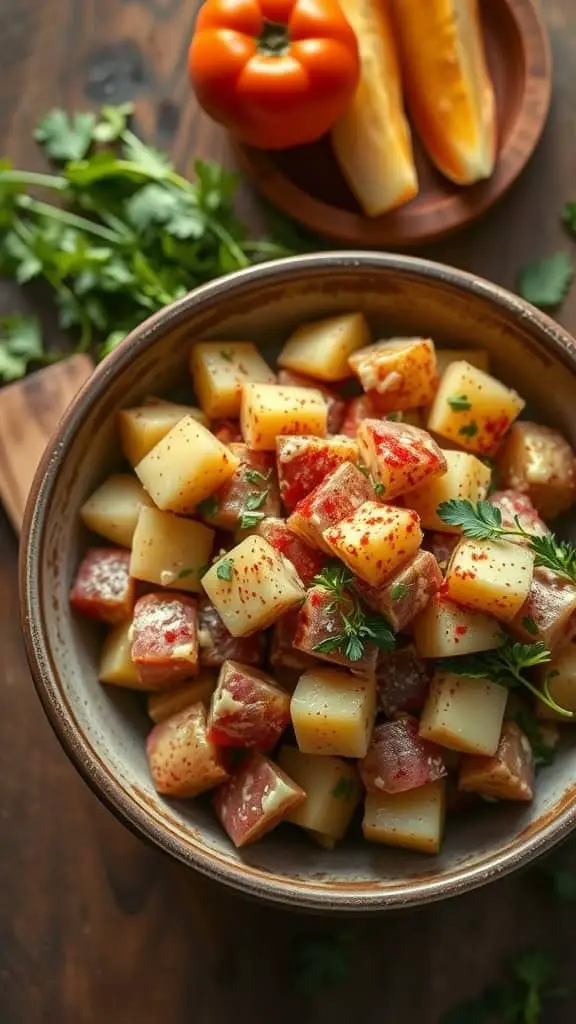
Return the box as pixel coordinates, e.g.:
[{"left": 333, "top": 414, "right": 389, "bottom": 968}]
[{"left": 1, "top": 1, "right": 576, "bottom": 1021}]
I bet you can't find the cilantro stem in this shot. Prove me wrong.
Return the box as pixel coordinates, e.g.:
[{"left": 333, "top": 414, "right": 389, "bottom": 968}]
[
  {"left": 0, "top": 169, "right": 68, "bottom": 190},
  {"left": 541, "top": 677, "right": 576, "bottom": 719},
  {"left": 15, "top": 194, "right": 121, "bottom": 243}
]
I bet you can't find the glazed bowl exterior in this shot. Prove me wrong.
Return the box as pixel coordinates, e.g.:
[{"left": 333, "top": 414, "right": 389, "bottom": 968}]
[{"left": 20, "top": 252, "right": 576, "bottom": 913}]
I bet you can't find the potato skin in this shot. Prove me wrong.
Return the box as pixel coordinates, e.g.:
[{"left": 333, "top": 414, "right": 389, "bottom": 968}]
[
  {"left": 496, "top": 421, "right": 576, "bottom": 519},
  {"left": 146, "top": 702, "right": 229, "bottom": 798},
  {"left": 214, "top": 753, "right": 305, "bottom": 847},
  {"left": 70, "top": 547, "right": 134, "bottom": 625},
  {"left": 458, "top": 721, "right": 534, "bottom": 802},
  {"left": 357, "top": 418, "right": 447, "bottom": 499},
  {"left": 131, "top": 592, "right": 199, "bottom": 687}
]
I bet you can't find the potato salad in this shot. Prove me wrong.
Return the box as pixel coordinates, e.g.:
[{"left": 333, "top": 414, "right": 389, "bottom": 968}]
[{"left": 70, "top": 314, "right": 576, "bottom": 855}]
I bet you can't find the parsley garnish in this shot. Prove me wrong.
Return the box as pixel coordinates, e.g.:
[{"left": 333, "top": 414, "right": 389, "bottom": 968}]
[
  {"left": 517, "top": 251, "right": 574, "bottom": 309},
  {"left": 216, "top": 558, "right": 234, "bottom": 581},
  {"left": 357, "top": 464, "right": 385, "bottom": 496},
  {"left": 522, "top": 615, "right": 539, "bottom": 636},
  {"left": 0, "top": 314, "right": 54, "bottom": 381},
  {"left": 219, "top": 349, "right": 233, "bottom": 362},
  {"left": 447, "top": 394, "right": 471, "bottom": 411},
  {"left": 331, "top": 778, "right": 357, "bottom": 800},
  {"left": 196, "top": 495, "right": 219, "bottom": 519},
  {"left": 312, "top": 564, "right": 395, "bottom": 662},
  {"left": 386, "top": 412, "right": 403, "bottom": 422},
  {"left": 238, "top": 489, "right": 268, "bottom": 529},
  {"left": 437, "top": 498, "right": 576, "bottom": 585},
  {"left": 244, "top": 468, "right": 272, "bottom": 485},
  {"left": 458, "top": 420, "right": 479, "bottom": 438},
  {"left": 437, "top": 639, "right": 574, "bottom": 718},
  {"left": 390, "top": 582, "right": 409, "bottom": 601}
]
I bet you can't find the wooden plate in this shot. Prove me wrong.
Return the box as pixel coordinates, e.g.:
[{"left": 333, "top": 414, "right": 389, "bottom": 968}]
[{"left": 236, "top": 0, "right": 552, "bottom": 248}]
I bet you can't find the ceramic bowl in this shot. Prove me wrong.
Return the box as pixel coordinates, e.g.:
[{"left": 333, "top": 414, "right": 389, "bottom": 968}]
[{"left": 20, "top": 252, "right": 576, "bottom": 913}]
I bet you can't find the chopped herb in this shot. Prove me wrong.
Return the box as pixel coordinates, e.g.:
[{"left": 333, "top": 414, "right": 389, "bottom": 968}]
[
  {"left": 517, "top": 251, "right": 574, "bottom": 309},
  {"left": 447, "top": 394, "right": 471, "bottom": 411},
  {"left": 177, "top": 567, "right": 194, "bottom": 579},
  {"left": 390, "top": 582, "right": 409, "bottom": 601},
  {"left": 312, "top": 564, "right": 395, "bottom": 662},
  {"left": 220, "top": 349, "right": 234, "bottom": 362},
  {"left": 356, "top": 464, "right": 384, "bottom": 495},
  {"left": 196, "top": 495, "right": 219, "bottom": 519},
  {"left": 373, "top": 480, "right": 385, "bottom": 496},
  {"left": 244, "top": 490, "right": 268, "bottom": 511},
  {"left": 331, "top": 777, "right": 357, "bottom": 800},
  {"left": 436, "top": 498, "right": 576, "bottom": 586},
  {"left": 0, "top": 314, "right": 55, "bottom": 381},
  {"left": 216, "top": 558, "right": 234, "bottom": 581},
  {"left": 238, "top": 510, "right": 266, "bottom": 529},
  {"left": 238, "top": 489, "right": 269, "bottom": 529},
  {"left": 458, "top": 420, "right": 479, "bottom": 438},
  {"left": 386, "top": 412, "right": 403, "bottom": 422},
  {"left": 244, "top": 467, "right": 272, "bottom": 485},
  {"left": 522, "top": 615, "right": 539, "bottom": 636}
]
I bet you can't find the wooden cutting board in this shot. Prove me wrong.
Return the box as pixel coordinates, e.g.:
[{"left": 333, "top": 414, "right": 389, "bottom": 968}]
[{"left": 0, "top": 354, "right": 95, "bottom": 533}]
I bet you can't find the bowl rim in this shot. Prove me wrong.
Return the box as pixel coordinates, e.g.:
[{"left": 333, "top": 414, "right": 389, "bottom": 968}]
[{"left": 19, "top": 250, "right": 576, "bottom": 912}]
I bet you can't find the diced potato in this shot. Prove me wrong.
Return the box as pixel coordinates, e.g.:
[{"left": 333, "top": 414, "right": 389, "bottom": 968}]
[
  {"left": 69, "top": 547, "right": 134, "bottom": 625},
  {"left": 362, "top": 781, "right": 446, "bottom": 854},
  {"left": 240, "top": 383, "right": 327, "bottom": 450},
  {"left": 214, "top": 752, "right": 305, "bottom": 847},
  {"left": 445, "top": 538, "right": 534, "bottom": 622},
  {"left": 427, "top": 361, "right": 525, "bottom": 456},
  {"left": 201, "top": 536, "right": 305, "bottom": 637},
  {"left": 278, "top": 313, "right": 371, "bottom": 382},
  {"left": 146, "top": 702, "right": 229, "bottom": 797},
  {"left": 357, "top": 419, "right": 447, "bottom": 499},
  {"left": 290, "top": 666, "right": 376, "bottom": 758},
  {"left": 270, "top": 608, "right": 318, "bottom": 674},
  {"left": 509, "top": 568, "right": 576, "bottom": 649},
  {"left": 376, "top": 645, "right": 432, "bottom": 717},
  {"left": 287, "top": 462, "right": 373, "bottom": 553},
  {"left": 496, "top": 421, "right": 576, "bottom": 519},
  {"left": 98, "top": 620, "right": 142, "bottom": 689},
  {"left": 80, "top": 473, "right": 155, "bottom": 548},
  {"left": 435, "top": 349, "right": 490, "bottom": 376},
  {"left": 536, "top": 642, "right": 576, "bottom": 720},
  {"left": 276, "top": 434, "right": 358, "bottom": 512},
  {"left": 190, "top": 341, "right": 276, "bottom": 418},
  {"left": 488, "top": 490, "right": 548, "bottom": 541},
  {"left": 207, "top": 660, "right": 290, "bottom": 750},
  {"left": 341, "top": 394, "right": 379, "bottom": 437},
  {"left": 257, "top": 517, "right": 326, "bottom": 585},
  {"left": 196, "top": 445, "right": 280, "bottom": 530},
  {"left": 118, "top": 400, "right": 207, "bottom": 466},
  {"left": 198, "top": 598, "right": 263, "bottom": 667},
  {"left": 412, "top": 595, "right": 503, "bottom": 657},
  {"left": 458, "top": 721, "right": 534, "bottom": 802},
  {"left": 131, "top": 592, "right": 199, "bottom": 687},
  {"left": 349, "top": 337, "right": 439, "bottom": 411},
  {"left": 277, "top": 369, "right": 346, "bottom": 433},
  {"left": 404, "top": 451, "right": 491, "bottom": 532},
  {"left": 355, "top": 549, "right": 442, "bottom": 630},
  {"left": 277, "top": 746, "right": 362, "bottom": 841},
  {"left": 147, "top": 673, "right": 217, "bottom": 722},
  {"left": 419, "top": 672, "right": 508, "bottom": 755},
  {"left": 130, "top": 507, "right": 214, "bottom": 593},
  {"left": 135, "top": 416, "right": 240, "bottom": 513},
  {"left": 294, "top": 585, "right": 379, "bottom": 675},
  {"left": 360, "top": 718, "right": 447, "bottom": 794},
  {"left": 323, "top": 501, "right": 423, "bottom": 587}
]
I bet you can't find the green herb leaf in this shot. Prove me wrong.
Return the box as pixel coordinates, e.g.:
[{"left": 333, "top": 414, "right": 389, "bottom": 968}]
[
  {"left": 390, "top": 582, "right": 409, "bottom": 601},
  {"left": 92, "top": 102, "right": 134, "bottom": 143},
  {"left": 459, "top": 420, "right": 479, "bottom": 438},
  {"left": 177, "top": 567, "right": 194, "bottom": 579},
  {"left": 386, "top": 412, "right": 403, "bottom": 422},
  {"left": 243, "top": 490, "right": 269, "bottom": 512},
  {"left": 216, "top": 558, "right": 234, "bottom": 581},
  {"left": 373, "top": 480, "right": 385, "bottom": 496},
  {"left": 35, "top": 109, "right": 97, "bottom": 162},
  {"left": 0, "top": 315, "right": 48, "bottom": 381},
  {"left": 436, "top": 498, "right": 503, "bottom": 538},
  {"left": 447, "top": 394, "right": 471, "bottom": 411},
  {"left": 220, "top": 349, "right": 233, "bottom": 362},
  {"left": 312, "top": 565, "right": 395, "bottom": 662},
  {"left": 196, "top": 495, "right": 219, "bottom": 519},
  {"left": 244, "top": 468, "right": 271, "bottom": 485},
  {"left": 331, "top": 778, "right": 357, "bottom": 800},
  {"left": 522, "top": 616, "right": 539, "bottom": 636},
  {"left": 517, "top": 251, "right": 574, "bottom": 309},
  {"left": 239, "top": 510, "right": 266, "bottom": 529}
]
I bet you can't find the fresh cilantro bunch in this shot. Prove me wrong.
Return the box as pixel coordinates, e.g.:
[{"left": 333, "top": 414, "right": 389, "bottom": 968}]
[{"left": 0, "top": 103, "right": 301, "bottom": 377}]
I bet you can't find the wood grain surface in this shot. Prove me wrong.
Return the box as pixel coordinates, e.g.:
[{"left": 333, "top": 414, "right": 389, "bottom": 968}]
[{"left": 1, "top": 1, "right": 576, "bottom": 1022}]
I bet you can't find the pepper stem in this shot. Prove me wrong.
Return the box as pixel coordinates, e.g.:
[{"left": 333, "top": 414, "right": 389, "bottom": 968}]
[{"left": 257, "top": 20, "right": 290, "bottom": 57}]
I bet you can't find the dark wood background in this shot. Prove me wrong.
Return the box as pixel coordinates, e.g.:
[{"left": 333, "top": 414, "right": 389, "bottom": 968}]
[{"left": 1, "top": 1, "right": 576, "bottom": 1021}]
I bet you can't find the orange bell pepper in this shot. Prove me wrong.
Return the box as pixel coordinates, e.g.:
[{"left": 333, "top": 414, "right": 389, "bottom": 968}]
[{"left": 188, "top": 0, "right": 360, "bottom": 150}]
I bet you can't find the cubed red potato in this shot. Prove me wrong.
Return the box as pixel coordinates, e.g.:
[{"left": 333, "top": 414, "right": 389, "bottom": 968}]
[
  {"left": 509, "top": 568, "right": 576, "bottom": 649},
  {"left": 146, "top": 702, "right": 229, "bottom": 797},
  {"left": 357, "top": 419, "right": 447, "bottom": 499},
  {"left": 496, "top": 421, "right": 576, "bottom": 519},
  {"left": 214, "top": 752, "right": 305, "bottom": 847},
  {"left": 458, "top": 721, "right": 534, "bottom": 802},
  {"left": 341, "top": 394, "right": 380, "bottom": 437},
  {"left": 488, "top": 490, "right": 549, "bottom": 541},
  {"left": 270, "top": 608, "right": 318, "bottom": 673},
  {"left": 323, "top": 502, "right": 423, "bottom": 587},
  {"left": 355, "top": 550, "right": 442, "bottom": 630},
  {"left": 349, "top": 337, "right": 438, "bottom": 412},
  {"left": 207, "top": 660, "right": 291, "bottom": 750},
  {"left": 423, "top": 532, "right": 460, "bottom": 573},
  {"left": 198, "top": 598, "right": 263, "bottom": 668},
  {"left": 277, "top": 369, "right": 346, "bottom": 433},
  {"left": 376, "top": 645, "right": 432, "bottom": 718},
  {"left": 196, "top": 444, "right": 280, "bottom": 530},
  {"left": 70, "top": 547, "right": 135, "bottom": 625},
  {"left": 293, "top": 585, "right": 379, "bottom": 675},
  {"left": 131, "top": 592, "right": 199, "bottom": 687},
  {"left": 211, "top": 420, "right": 243, "bottom": 445},
  {"left": 287, "top": 461, "right": 374, "bottom": 553},
  {"left": 256, "top": 517, "right": 326, "bottom": 586},
  {"left": 147, "top": 673, "right": 217, "bottom": 723},
  {"left": 276, "top": 435, "right": 359, "bottom": 512},
  {"left": 360, "top": 717, "right": 447, "bottom": 795}
]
